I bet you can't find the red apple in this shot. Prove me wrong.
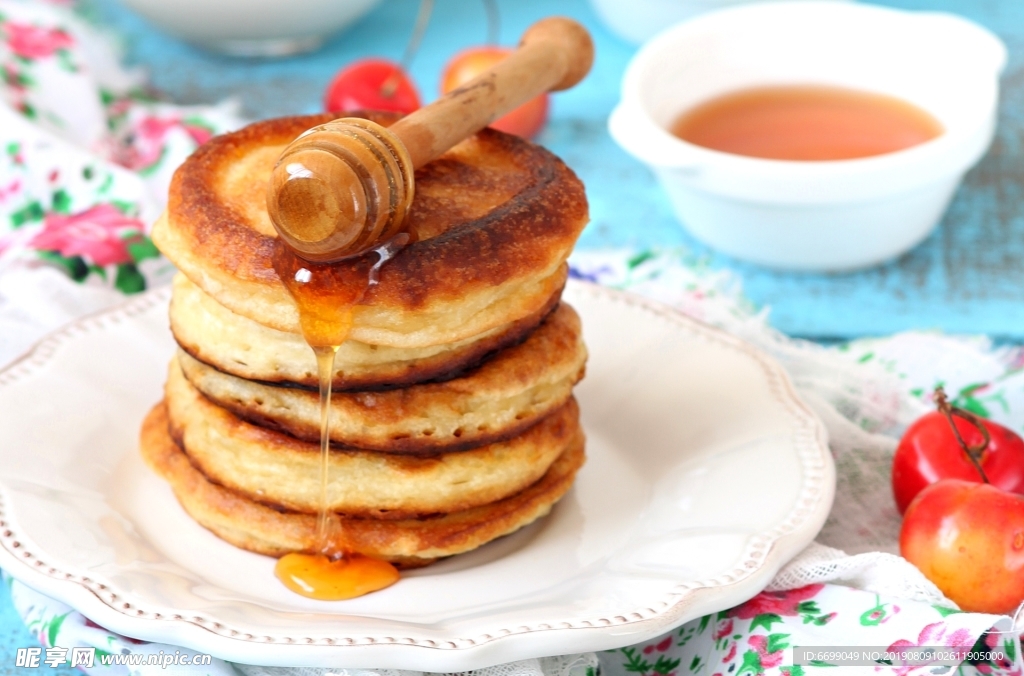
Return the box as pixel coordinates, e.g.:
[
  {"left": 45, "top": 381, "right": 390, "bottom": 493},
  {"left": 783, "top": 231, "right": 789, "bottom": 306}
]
[
  {"left": 892, "top": 394, "right": 1024, "bottom": 514},
  {"left": 324, "top": 59, "right": 421, "bottom": 115},
  {"left": 441, "top": 47, "right": 549, "bottom": 139},
  {"left": 900, "top": 479, "right": 1024, "bottom": 614}
]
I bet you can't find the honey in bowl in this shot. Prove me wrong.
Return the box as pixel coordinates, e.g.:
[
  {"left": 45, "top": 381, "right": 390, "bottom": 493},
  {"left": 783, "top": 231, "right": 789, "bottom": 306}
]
[{"left": 670, "top": 85, "right": 944, "bottom": 161}]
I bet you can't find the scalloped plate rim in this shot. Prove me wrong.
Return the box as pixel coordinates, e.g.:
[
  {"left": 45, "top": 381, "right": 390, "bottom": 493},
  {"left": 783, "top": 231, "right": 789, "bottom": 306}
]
[{"left": 0, "top": 280, "right": 835, "bottom": 670}]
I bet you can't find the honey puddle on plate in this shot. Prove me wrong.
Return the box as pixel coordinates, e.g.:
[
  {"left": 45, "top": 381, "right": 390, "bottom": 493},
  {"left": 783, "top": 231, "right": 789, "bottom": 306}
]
[
  {"left": 271, "top": 236, "right": 409, "bottom": 600},
  {"left": 670, "top": 85, "right": 943, "bottom": 161}
]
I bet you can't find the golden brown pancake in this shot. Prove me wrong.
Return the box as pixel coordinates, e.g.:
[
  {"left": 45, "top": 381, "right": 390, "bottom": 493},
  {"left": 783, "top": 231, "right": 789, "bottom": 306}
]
[
  {"left": 165, "top": 359, "right": 580, "bottom": 516},
  {"left": 176, "top": 303, "right": 585, "bottom": 453},
  {"left": 152, "top": 112, "right": 588, "bottom": 348},
  {"left": 169, "top": 273, "right": 562, "bottom": 390},
  {"left": 141, "top": 403, "right": 584, "bottom": 566}
]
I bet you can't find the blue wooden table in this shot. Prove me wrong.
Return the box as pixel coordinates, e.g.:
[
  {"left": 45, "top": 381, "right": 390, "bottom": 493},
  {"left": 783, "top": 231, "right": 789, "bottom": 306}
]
[
  {"left": 3, "top": 0, "right": 1024, "bottom": 669},
  {"left": 83, "top": 0, "right": 1024, "bottom": 341}
]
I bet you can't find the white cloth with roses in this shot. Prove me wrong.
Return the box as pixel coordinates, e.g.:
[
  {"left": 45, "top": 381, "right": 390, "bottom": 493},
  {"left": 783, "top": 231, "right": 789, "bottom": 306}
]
[{"left": 0, "top": 2, "right": 1021, "bottom": 675}]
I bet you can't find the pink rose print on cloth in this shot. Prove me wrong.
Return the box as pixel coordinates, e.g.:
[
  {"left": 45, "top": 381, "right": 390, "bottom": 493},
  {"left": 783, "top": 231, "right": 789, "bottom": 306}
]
[
  {"left": 738, "top": 633, "right": 789, "bottom": 675},
  {"left": 961, "top": 630, "right": 1020, "bottom": 676},
  {"left": 3, "top": 62, "right": 28, "bottom": 93},
  {"left": 733, "top": 585, "right": 824, "bottom": 619},
  {"left": 714, "top": 618, "right": 735, "bottom": 641},
  {"left": 0, "top": 178, "right": 21, "bottom": 206},
  {"left": 30, "top": 203, "right": 142, "bottom": 266},
  {"left": 4, "top": 22, "right": 73, "bottom": 59},
  {"left": 732, "top": 584, "right": 835, "bottom": 630},
  {"left": 23, "top": 202, "right": 161, "bottom": 293},
  {"left": 618, "top": 632, "right": 684, "bottom": 675},
  {"left": 861, "top": 594, "right": 901, "bottom": 627},
  {"left": 884, "top": 622, "right": 976, "bottom": 676},
  {"left": 643, "top": 636, "right": 674, "bottom": 655},
  {"left": 114, "top": 115, "right": 214, "bottom": 173}
]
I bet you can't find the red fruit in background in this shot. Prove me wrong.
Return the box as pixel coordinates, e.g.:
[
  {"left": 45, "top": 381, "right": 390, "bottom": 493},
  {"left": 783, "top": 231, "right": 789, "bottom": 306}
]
[
  {"left": 324, "top": 59, "right": 421, "bottom": 115},
  {"left": 441, "top": 47, "right": 549, "bottom": 139},
  {"left": 892, "top": 398, "right": 1024, "bottom": 514},
  {"left": 900, "top": 479, "right": 1024, "bottom": 614}
]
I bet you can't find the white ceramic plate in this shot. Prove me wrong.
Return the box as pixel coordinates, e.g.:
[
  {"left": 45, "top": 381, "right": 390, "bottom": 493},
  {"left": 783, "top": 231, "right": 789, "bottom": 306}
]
[{"left": 0, "top": 280, "right": 833, "bottom": 671}]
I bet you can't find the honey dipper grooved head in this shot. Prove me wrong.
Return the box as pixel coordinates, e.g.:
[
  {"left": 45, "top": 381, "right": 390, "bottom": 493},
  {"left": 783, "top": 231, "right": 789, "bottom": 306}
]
[{"left": 266, "top": 118, "right": 414, "bottom": 263}]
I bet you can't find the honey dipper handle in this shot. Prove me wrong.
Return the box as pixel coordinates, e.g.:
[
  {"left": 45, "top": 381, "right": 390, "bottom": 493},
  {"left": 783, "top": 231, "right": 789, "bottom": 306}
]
[
  {"left": 267, "top": 17, "right": 593, "bottom": 263},
  {"left": 391, "top": 17, "right": 594, "bottom": 168}
]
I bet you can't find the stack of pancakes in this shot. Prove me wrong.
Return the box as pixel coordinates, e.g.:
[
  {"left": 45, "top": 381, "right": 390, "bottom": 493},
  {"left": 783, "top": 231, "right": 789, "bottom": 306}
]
[{"left": 140, "top": 112, "right": 590, "bottom": 568}]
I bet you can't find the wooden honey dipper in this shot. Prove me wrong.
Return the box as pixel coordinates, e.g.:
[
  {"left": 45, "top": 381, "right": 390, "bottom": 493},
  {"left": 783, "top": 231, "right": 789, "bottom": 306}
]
[{"left": 266, "top": 17, "right": 594, "bottom": 263}]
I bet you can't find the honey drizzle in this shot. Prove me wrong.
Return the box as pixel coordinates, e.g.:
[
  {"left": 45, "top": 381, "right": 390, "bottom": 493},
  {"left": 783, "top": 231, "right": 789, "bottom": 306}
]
[
  {"left": 313, "top": 345, "right": 339, "bottom": 546},
  {"left": 271, "top": 235, "right": 409, "bottom": 600}
]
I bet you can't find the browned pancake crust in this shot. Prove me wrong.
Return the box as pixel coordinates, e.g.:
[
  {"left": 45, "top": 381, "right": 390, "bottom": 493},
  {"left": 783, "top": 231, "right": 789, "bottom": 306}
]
[
  {"left": 176, "top": 303, "right": 586, "bottom": 453},
  {"left": 165, "top": 355, "right": 580, "bottom": 516},
  {"left": 170, "top": 272, "right": 563, "bottom": 390},
  {"left": 141, "top": 403, "right": 584, "bottom": 565},
  {"left": 154, "top": 111, "right": 588, "bottom": 341}
]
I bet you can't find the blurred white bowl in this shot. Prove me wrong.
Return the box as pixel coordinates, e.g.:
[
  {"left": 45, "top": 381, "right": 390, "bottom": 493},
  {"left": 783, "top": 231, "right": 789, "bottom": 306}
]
[
  {"left": 609, "top": 1, "right": 1006, "bottom": 272},
  {"left": 120, "top": 0, "right": 381, "bottom": 56},
  {"left": 590, "top": 0, "right": 779, "bottom": 45}
]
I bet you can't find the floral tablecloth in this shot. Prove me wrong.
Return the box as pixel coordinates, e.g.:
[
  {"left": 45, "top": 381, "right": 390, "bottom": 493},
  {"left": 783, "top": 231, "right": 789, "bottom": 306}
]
[{"left": 0, "top": 2, "right": 1022, "bottom": 675}]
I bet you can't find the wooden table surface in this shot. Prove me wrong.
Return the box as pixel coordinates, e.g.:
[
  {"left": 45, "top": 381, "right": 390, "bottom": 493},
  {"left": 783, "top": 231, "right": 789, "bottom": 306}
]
[{"left": 85, "top": 0, "right": 1024, "bottom": 341}]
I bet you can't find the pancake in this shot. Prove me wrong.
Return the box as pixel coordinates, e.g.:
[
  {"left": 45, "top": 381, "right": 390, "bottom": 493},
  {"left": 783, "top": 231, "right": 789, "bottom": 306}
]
[
  {"left": 165, "top": 358, "right": 580, "bottom": 515},
  {"left": 152, "top": 111, "right": 588, "bottom": 349},
  {"left": 141, "top": 402, "right": 585, "bottom": 566},
  {"left": 170, "top": 273, "right": 562, "bottom": 390},
  {"left": 176, "top": 302, "right": 585, "bottom": 453}
]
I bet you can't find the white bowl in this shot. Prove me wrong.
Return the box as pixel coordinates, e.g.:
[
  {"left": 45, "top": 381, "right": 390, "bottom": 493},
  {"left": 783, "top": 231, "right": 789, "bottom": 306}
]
[
  {"left": 609, "top": 1, "right": 1006, "bottom": 272},
  {"left": 119, "top": 0, "right": 381, "bottom": 57}
]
